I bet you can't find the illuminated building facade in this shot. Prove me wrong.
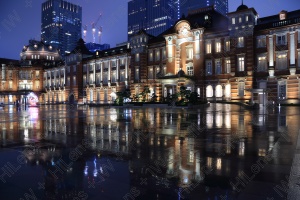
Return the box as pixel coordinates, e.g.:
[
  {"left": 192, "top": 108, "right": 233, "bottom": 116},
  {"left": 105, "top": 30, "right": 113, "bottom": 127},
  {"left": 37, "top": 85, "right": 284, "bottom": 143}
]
[
  {"left": 0, "top": 40, "right": 62, "bottom": 104},
  {"left": 82, "top": 45, "right": 131, "bottom": 104},
  {"left": 41, "top": 0, "right": 82, "bottom": 57},
  {"left": 129, "top": 5, "right": 300, "bottom": 105}
]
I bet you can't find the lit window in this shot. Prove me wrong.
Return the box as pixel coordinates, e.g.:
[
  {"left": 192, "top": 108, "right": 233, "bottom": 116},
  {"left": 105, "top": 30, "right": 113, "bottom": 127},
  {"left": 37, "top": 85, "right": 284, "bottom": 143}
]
[
  {"left": 245, "top": 15, "right": 249, "bottom": 22},
  {"left": 257, "top": 36, "right": 266, "bottom": 48},
  {"left": 232, "top": 18, "right": 235, "bottom": 24},
  {"left": 239, "top": 17, "right": 242, "bottom": 23},
  {"left": 148, "top": 51, "right": 153, "bottom": 61},
  {"left": 155, "top": 49, "right": 160, "bottom": 61},
  {"left": 225, "top": 58, "right": 231, "bottom": 73},
  {"left": 225, "top": 40, "right": 230, "bottom": 51},
  {"left": 206, "top": 42, "right": 211, "bottom": 54},
  {"left": 215, "top": 41, "right": 221, "bottom": 53},
  {"left": 186, "top": 45, "right": 193, "bottom": 60},
  {"left": 135, "top": 53, "right": 140, "bottom": 62},
  {"left": 148, "top": 67, "right": 153, "bottom": 79},
  {"left": 238, "top": 37, "right": 244, "bottom": 48},
  {"left": 238, "top": 81, "right": 245, "bottom": 96},
  {"left": 187, "top": 64, "right": 194, "bottom": 76},
  {"left": 135, "top": 67, "right": 139, "bottom": 80},
  {"left": 276, "top": 52, "right": 287, "bottom": 70},
  {"left": 257, "top": 56, "right": 267, "bottom": 71},
  {"left": 238, "top": 56, "right": 245, "bottom": 71}
]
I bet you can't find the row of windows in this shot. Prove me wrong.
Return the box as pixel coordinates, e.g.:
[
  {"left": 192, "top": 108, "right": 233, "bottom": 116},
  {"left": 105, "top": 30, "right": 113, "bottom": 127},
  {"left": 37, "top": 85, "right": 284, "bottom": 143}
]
[
  {"left": 84, "top": 59, "right": 126, "bottom": 72},
  {"left": 83, "top": 70, "right": 126, "bottom": 85},
  {"left": 231, "top": 15, "right": 249, "bottom": 25},
  {"left": 148, "top": 48, "right": 166, "bottom": 62},
  {"left": 206, "top": 58, "right": 232, "bottom": 75},
  {"left": 205, "top": 39, "right": 231, "bottom": 53}
]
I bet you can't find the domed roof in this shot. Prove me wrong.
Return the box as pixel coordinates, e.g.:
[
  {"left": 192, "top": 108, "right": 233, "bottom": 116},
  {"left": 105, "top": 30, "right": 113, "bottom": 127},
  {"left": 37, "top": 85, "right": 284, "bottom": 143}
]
[
  {"left": 22, "top": 40, "right": 59, "bottom": 53},
  {"left": 236, "top": 3, "right": 248, "bottom": 11}
]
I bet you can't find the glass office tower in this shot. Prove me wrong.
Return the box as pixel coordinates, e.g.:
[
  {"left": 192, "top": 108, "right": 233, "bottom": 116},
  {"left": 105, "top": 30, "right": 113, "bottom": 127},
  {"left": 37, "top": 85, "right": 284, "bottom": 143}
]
[
  {"left": 128, "top": 0, "right": 228, "bottom": 38},
  {"left": 41, "top": 0, "right": 82, "bottom": 57},
  {"left": 128, "top": 0, "right": 179, "bottom": 37},
  {"left": 181, "top": 0, "right": 228, "bottom": 16}
]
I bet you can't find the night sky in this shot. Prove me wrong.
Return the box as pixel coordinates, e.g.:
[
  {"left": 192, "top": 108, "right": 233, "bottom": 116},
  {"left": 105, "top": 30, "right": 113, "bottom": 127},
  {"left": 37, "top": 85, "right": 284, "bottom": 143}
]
[{"left": 0, "top": 0, "right": 299, "bottom": 60}]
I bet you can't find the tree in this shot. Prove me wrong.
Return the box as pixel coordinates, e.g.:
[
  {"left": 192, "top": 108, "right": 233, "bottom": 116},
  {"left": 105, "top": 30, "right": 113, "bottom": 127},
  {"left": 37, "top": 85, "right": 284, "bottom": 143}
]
[{"left": 115, "top": 89, "right": 131, "bottom": 105}]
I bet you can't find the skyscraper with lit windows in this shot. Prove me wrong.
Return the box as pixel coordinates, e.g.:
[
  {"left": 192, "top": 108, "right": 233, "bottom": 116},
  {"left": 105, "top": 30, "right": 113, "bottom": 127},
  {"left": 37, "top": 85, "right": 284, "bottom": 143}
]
[
  {"left": 128, "top": 0, "right": 179, "bottom": 37},
  {"left": 41, "top": 0, "right": 82, "bottom": 57},
  {"left": 128, "top": 0, "right": 228, "bottom": 38},
  {"left": 181, "top": 0, "right": 228, "bottom": 16}
]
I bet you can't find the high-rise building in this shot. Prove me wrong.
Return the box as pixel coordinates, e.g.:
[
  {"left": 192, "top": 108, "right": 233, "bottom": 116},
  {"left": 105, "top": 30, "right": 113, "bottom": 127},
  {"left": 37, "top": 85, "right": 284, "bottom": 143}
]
[
  {"left": 181, "top": 0, "right": 228, "bottom": 16},
  {"left": 41, "top": 0, "right": 82, "bottom": 57},
  {"left": 128, "top": 0, "right": 228, "bottom": 38},
  {"left": 128, "top": 0, "right": 179, "bottom": 37}
]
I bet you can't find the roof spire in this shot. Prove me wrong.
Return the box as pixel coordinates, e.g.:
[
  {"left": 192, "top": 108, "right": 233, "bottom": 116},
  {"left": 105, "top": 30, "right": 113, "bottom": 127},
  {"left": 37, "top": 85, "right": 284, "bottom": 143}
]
[{"left": 242, "top": 0, "right": 244, "bottom": 5}]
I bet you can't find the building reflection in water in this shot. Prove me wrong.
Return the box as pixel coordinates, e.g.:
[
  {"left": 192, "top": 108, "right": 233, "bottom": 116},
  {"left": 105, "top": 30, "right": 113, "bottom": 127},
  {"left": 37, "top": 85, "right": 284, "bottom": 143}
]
[{"left": 0, "top": 104, "right": 293, "bottom": 199}]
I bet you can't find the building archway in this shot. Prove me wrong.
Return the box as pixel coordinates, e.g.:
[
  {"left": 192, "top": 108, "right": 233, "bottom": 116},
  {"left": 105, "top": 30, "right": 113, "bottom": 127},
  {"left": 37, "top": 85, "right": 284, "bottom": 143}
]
[
  {"left": 215, "top": 85, "right": 223, "bottom": 98},
  {"left": 225, "top": 84, "right": 231, "bottom": 100},
  {"left": 206, "top": 85, "right": 213, "bottom": 98}
]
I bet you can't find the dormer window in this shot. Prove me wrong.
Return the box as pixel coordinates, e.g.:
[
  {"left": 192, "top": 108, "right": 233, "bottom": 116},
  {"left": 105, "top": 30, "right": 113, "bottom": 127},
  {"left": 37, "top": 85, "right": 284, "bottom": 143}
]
[{"left": 279, "top": 10, "right": 287, "bottom": 20}]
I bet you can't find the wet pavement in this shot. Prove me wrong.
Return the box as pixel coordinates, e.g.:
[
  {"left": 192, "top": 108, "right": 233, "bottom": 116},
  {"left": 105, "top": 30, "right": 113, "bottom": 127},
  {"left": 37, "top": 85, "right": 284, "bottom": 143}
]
[{"left": 0, "top": 103, "right": 299, "bottom": 200}]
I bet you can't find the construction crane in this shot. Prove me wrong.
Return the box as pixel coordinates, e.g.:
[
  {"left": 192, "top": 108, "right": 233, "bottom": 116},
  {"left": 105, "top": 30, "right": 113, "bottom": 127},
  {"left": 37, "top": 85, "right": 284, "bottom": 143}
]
[
  {"left": 98, "top": 26, "right": 102, "bottom": 44},
  {"left": 91, "top": 13, "right": 102, "bottom": 43}
]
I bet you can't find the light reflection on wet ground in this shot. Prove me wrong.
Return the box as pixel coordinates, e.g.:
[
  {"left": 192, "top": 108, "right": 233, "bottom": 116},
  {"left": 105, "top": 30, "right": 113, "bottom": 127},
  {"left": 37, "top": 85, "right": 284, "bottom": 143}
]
[{"left": 0, "top": 104, "right": 299, "bottom": 200}]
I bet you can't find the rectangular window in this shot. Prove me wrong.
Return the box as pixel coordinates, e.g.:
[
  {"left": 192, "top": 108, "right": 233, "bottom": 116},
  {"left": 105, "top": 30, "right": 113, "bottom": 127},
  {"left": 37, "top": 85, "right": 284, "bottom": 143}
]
[
  {"left": 154, "top": 66, "right": 160, "bottom": 79},
  {"left": 9, "top": 81, "right": 12, "bottom": 89},
  {"left": 232, "top": 18, "right": 235, "bottom": 24},
  {"left": 225, "top": 40, "right": 230, "bottom": 51},
  {"left": 206, "top": 60, "right": 212, "bottom": 75},
  {"left": 238, "top": 37, "right": 244, "bottom": 48},
  {"left": 73, "top": 77, "right": 76, "bottom": 85},
  {"left": 111, "top": 60, "right": 116, "bottom": 68},
  {"left": 206, "top": 42, "right": 211, "bottom": 54},
  {"left": 245, "top": 16, "right": 249, "bottom": 22},
  {"left": 162, "top": 48, "right": 166, "bottom": 60},
  {"left": 35, "top": 71, "right": 39, "bottom": 78},
  {"left": 187, "top": 65, "right": 194, "bottom": 76},
  {"left": 277, "top": 35, "right": 286, "bottom": 45},
  {"left": 135, "top": 67, "right": 139, "bottom": 80},
  {"left": 120, "top": 70, "right": 125, "bottom": 82},
  {"left": 186, "top": 46, "right": 193, "bottom": 60},
  {"left": 215, "top": 59, "right": 222, "bottom": 74},
  {"left": 238, "top": 81, "right": 245, "bottom": 96},
  {"left": 215, "top": 41, "right": 221, "bottom": 53},
  {"left": 239, "top": 17, "right": 242, "bottom": 23},
  {"left": 155, "top": 49, "right": 160, "bottom": 61},
  {"left": 103, "top": 72, "right": 108, "bottom": 84},
  {"left": 225, "top": 58, "right": 231, "bottom": 73},
  {"left": 96, "top": 74, "right": 100, "bottom": 84},
  {"left": 149, "top": 51, "right": 153, "bottom": 62},
  {"left": 257, "top": 56, "right": 267, "bottom": 71},
  {"left": 111, "top": 71, "right": 116, "bottom": 82},
  {"left": 148, "top": 67, "right": 153, "bottom": 79},
  {"left": 238, "top": 56, "right": 245, "bottom": 71},
  {"left": 73, "top": 65, "right": 76, "bottom": 73},
  {"left": 135, "top": 53, "right": 140, "bottom": 62},
  {"left": 257, "top": 36, "right": 266, "bottom": 48},
  {"left": 276, "top": 52, "right": 287, "bottom": 70}
]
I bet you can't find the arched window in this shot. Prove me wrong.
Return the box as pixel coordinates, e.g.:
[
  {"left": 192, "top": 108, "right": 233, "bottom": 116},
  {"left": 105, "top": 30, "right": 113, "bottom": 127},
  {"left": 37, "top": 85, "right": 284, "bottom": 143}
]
[{"left": 206, "top": 85, "right": 213, "bottom": 97}]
